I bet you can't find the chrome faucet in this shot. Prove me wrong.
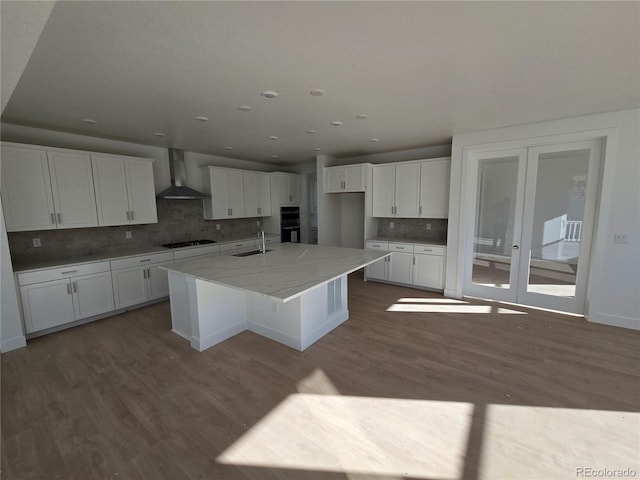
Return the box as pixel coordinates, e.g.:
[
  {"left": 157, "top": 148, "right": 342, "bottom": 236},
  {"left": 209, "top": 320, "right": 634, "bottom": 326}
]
[{"left": 258, "top": 228, "right": 266, "bottom": 253}]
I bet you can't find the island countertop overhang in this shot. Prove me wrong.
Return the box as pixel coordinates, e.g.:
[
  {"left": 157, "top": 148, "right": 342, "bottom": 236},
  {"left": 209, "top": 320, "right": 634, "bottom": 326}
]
[{"left": 160, "top": 243, "right": 390, "bottom": 303}]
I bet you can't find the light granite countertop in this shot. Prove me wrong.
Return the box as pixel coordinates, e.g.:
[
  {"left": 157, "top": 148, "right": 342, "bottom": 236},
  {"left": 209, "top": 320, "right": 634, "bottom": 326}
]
[
  {"left": 163, "top": 243, "right": 389, "bottom": 303},
  {"left": 12, "top": 234, "right": 279, "bottom": 273}
]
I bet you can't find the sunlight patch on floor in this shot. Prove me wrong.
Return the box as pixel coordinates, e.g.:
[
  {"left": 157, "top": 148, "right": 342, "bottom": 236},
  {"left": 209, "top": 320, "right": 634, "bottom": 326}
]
[
  {"left": 479, "top": 405, "right": 640, "bottom": 480},
  {"left": 217, "top": 394, "right": 474, "bottom": 479},
  {"left": 395, "top": 297, "right": 468, "bottom": 304},
  {"left": 386, "top": 304, "right": 526, "bottom": 314}
]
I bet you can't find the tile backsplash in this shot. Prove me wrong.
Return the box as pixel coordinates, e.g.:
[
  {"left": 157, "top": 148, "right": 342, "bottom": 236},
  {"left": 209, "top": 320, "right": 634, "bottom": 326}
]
[
  {"left": 377, "top": 218, "right": 447, "bottom": 243},
  {"left": 7, "top": 199, "right": 266, "bottom": 265}
]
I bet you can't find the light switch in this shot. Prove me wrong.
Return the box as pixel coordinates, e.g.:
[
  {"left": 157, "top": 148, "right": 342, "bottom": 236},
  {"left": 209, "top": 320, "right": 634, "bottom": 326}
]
[
  {"left": 426, "top": 223, "right": 432, "bottom": 231},
  {"left": 125, "top": 231, "right": 132, "bottom": 239},
  {"left": 216, "top": 224, "right": 221, "bottom": 231},
  {"left": 614, "top": 233, "right": 628, "bottom": 244},
  {"left": 32, "top": 238, "right": 41, "bottom": 247}
]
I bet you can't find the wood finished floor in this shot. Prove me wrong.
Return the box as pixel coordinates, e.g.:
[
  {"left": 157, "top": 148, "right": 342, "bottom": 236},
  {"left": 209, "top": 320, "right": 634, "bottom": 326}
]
[{"left": 2, "top": 271, "right": 639, "bottom": 480}]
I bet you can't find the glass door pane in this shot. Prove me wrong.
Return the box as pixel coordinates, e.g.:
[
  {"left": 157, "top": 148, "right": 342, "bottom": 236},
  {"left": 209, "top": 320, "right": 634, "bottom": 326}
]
[
  {"left": 518, "top": 140, "right": 602, "bottom": 313},
  {"left": 464, "top": 149, "right": 527, "bottom": 303}
]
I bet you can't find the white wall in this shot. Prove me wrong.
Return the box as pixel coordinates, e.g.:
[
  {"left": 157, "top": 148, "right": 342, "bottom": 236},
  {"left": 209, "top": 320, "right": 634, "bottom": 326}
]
[
  {"left": 448, "top": 108, "right": 640, "bottom": 330},
  {"left": 340, "top": 194, "right": 365, "bottom": 248}
]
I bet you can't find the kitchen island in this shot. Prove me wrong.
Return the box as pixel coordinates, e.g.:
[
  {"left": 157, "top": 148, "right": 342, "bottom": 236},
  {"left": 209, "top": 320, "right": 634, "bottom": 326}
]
[{"left": 162, "top": 243, "right": 389, "bottom": 351}]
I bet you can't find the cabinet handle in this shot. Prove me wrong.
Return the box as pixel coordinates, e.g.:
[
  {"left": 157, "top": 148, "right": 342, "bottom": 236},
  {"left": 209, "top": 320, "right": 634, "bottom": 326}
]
[
  {"left": 66, "top": 283, "right": 71, "bottom": 294},
  {"left": 257, "top": 207, "right": 261, "bottom": 215},
  {"left": 424, "top": 249, "right": 432, "bottom": 252},
  {"left": 419, "top": 206, "right": 422, "bottom": 215},
  {"left": 57, "top": 213, "right": 62, "bottom": 224},
  {"left": 61, "top": 270, "right": 78, "bottom": 275},
  {"left": 289, "top": 195, "right": 292, "bottom": 202},
  {"left": 126, "top": 211, "right": 131, "bottom": 220},
  {"left": 147, "top": 268, "right": 151, "bottom": 278},
  {"left": 50, "top": 213, "right": 56, "bottom": 224},
  {"left": 396, "top": 246, "right": 404, "bottom": 250},
  {"left": 143, "top": 269, "right": 147, "bottom": 279},
  {"left": 130, "top": 211, "right": 134, "bottom": 221},
  {"left": 372, "top": 244, "right": 380, "bottom": 248},
  {"left": 139, "top": 259, "right": 151, "bottom": 263},
  {"left": 72, "top": 282, "right": 77, "bottom": 293},
  {"left": 413, "top": 256, "right": 416, "bottom": 265}
]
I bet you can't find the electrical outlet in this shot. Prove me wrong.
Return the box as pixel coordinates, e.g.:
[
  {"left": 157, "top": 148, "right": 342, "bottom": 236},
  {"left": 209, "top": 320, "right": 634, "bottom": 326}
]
[
  {"left": 257, "top": 220, "right": 261, "bottom": 226},
  {"left": 426, "top": 223, "right": 432, "bottom": 231},
  {"left": 614, "top": 233, "right": 628, "bottom": 244},
  {"left": 125, "top": 231, "right": 132, "bottom": 239},
  {"left": 390, "top": 222, "right": 394, "bottom": 229},
  {"left": 32, "top": 238, "right": 41, "bottom": 248},
  {"left": 216, "top": 224, "right": 221, "bottom": 231}
]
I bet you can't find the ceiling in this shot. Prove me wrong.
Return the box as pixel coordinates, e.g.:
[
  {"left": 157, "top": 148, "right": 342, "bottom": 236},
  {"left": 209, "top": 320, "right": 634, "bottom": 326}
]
[{"left": 2, "top": 1, "right": 639, "bottom": 165}]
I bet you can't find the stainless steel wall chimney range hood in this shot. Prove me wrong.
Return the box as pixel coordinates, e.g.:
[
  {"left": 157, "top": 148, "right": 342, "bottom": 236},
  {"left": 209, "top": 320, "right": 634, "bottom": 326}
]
[{"left": 156, "top": 148, "right": 209, "bottom": 200}]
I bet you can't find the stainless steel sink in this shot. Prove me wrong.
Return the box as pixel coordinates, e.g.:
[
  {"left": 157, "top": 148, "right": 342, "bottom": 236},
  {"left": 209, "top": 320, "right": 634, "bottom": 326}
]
[{"left": 232, "top": 249, "right": 271, "bottom": 257}]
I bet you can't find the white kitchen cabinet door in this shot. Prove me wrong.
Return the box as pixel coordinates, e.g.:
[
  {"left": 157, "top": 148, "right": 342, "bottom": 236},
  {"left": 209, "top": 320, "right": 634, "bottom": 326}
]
[
  {"left": 71, "top": 272, "right": 115, "bottom": 320},
  {"left": 343, "top": 165, "right": 366, "bottom": 191},
  {"left": 388, "top": 252, "right": 413, "bottom": 284},
  {"left": 244, "top": 171, "right": 271, "bottom": 217},
  {"left": 1, "top": 146, "right": 56, "bottom": 231},
  {"left": 372, "top": 165, "right": 395, "bottom": 217},
  {"left": 112, "top": 267, "right": 147, "bottom": 309},
  {"left": 413, "top": 254, "right": 445, "bottom": 290},
  {"left": 125, "top": 159, "right": 158, "bottom": 224},
  {"left": 20, "top": 279, "right": 75, "bottom": 333},
  {"left": 419, "top": 159, "right": 450, "bottom": 218},
  {"left": 394, "top": 163, "right": 420, "bottom": 217},
  {"left": 227, "top": 169, "right": 245, "bottom": 218},
  {"left": 146, "top": 261, "right": 172, "bottom": 300},
  {"left": 92, "top": 156, "right": 130, "bottom": 226},
  {"left": 324, "top": 167, "right": 344, "bottom": 193},
  {"left": 47, "top": 151, "right": 98, "bottom": 229},
  {"left": 366, "top": 258, "right": 388, "bottom": 280}
]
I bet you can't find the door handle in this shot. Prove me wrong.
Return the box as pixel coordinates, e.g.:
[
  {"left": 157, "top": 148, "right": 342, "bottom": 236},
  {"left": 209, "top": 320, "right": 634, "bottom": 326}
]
[
  {"left": 57, "top": 213, "right": 62, "bottom": 224},
  {"left": 130, "top": 211, "right": 134, "bottom": 221},
  {"left": 72, "top": 282, "right": 77, "bottom": 293},
  {"left": 50, "top": 213, "right": 56, "bottom": 224},
  {"left": 513, "top": 245, "right": 520, "bottom": 250},
  {"left": 126, "top": 211, "right": 131, "bottom": 221},
  {"left": 143, "top": 269, "right": 147, "bottom": 279},
  {"left": 66, "top": 283, "right": 71, "bottom": 294}
]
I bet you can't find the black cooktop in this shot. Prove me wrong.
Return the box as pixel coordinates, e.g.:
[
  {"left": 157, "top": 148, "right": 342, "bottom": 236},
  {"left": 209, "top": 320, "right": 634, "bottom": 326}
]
[{"left": 162, "top": 239, "right": 217, "bottom": 249}]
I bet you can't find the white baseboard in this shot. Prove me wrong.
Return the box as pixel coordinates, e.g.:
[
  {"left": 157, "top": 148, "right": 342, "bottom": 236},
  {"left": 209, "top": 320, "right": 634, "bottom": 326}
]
[
  {"left": 1, "top": 335, "right": 27, "bottom": 353},
  {"left": 588, "top": 313, "right": 640, "bottom": 331},
  {"left": 301, "top": 309, "right": 349, "bottom": 351},
  {"left": 192, "top": 321, "right": 246, "bottom": 351},
  {"left": 170, "top": 328, "right": 191, "bottom": 342},
  {"left": 248, "top": 321, "right": 301, "bottom": 351}
]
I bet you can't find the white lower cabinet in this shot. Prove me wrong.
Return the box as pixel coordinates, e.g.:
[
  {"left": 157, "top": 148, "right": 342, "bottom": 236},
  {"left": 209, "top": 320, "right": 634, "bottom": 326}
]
[
  {"left": 111, "top": 252, "right": 173, "bottom": 309},
  {"left": 18, "top": 262, "right": 114, "bottom": 333},
  {"left": 365, "top": 241, "right": 445, "bottom": 290}
]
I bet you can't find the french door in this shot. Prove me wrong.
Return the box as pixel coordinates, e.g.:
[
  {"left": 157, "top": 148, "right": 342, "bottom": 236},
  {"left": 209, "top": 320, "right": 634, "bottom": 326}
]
[{"left": 463, "top": 139, "right": 602, "bottom": 314}]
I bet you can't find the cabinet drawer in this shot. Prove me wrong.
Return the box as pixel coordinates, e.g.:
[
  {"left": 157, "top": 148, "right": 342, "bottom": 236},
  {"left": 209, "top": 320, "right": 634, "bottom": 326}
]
[
  {"left": 173, "top": 245, "right": 220, "bottom": 260},
  {"left": 219, "top": 239, "right": 255, "bottom": 252},
  {"left": 18, "top": 261, "right": 111, "bottom": 286},
  {"left": 414, "top": 245, "right": 446, "bottom": 256},
  {"left": 389, "top": 243, "right": 414, "bottom": 253},
  {"left": 110, "top": 251, "right": 174, "bottom": 271},
  {"left": 365, "top": 241, "right": 389, "bottom": 251}
]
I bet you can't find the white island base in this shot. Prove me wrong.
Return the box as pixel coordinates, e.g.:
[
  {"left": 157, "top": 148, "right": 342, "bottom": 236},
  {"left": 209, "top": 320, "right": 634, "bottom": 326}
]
[{"left": 168, "top": 271, "right": 348, "bottom": 352}]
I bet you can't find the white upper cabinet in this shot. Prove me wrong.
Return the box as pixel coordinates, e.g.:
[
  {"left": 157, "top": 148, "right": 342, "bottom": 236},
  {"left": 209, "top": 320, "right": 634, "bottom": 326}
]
[
  {"left": 271, "top": 172, "right": 301, "bottom": 206},
  {"left": 1, "top": 144, "right": 98, "bottom": 231},
  {"left": 419, "top": 158, "right": 450, "bottom": 218},
  {"left": 47, "top": 151, "right": 98, "bottom": 229},
  {"left": 1, "top": 145, "right": 56, "bottom": 231},
  {"left": 92, "top": 155, "right": 157, "bottom": 226},
  {"left": 324, "top": 164, "right": 368, "bottom": 193},
  {"left": 243, "top": 171, "right": 271, "bottom": 217},
  {"left": 202, "top": 166, "right": 246, "bottom": 220},
  {"left": 372, "top": 163, "right": 420, "bottom": 217}
]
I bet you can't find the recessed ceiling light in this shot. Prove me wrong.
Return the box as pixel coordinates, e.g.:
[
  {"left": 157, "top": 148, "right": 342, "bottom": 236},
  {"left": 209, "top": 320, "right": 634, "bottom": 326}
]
[
  {"left": 356, "top": 114, "right": 368, "bottom": 119},
  {"left": 195, "top": 116, "right": 209, "bottom": 122},
  {"left": 369, "top": 138, "right": 380, "bottom": 142},
  {"left": 82, "top": 118, "right": 97, "bottom": 124},
  {"left": 313, "top": 147, "right": 322, "bottom": 151},
  {"left": 272, "top": 155, "right": 279, "bottom": 158},
  {"left": 153, "top": 132, "right": 165, "bottom": 137},
  {"left": 224, "top": 146, "right": 233, "bottom": 150},
  {"left": 310, "top": 89, "right": 325, "bottom": 96},
  {"left": 268, "top": 136, "right": 279, "bottom": 140},
  {"left": 261, "top": 90, "right": 278, "bottom": 99},
  {"left": 238, "top": 106, "right": 252, "bottom": 112},
  {"left": 330, "top": 121, "right": 342, "bottom": 126},
  {"left": 306, "top": 129, "right": 317, "bottom": 134}
]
